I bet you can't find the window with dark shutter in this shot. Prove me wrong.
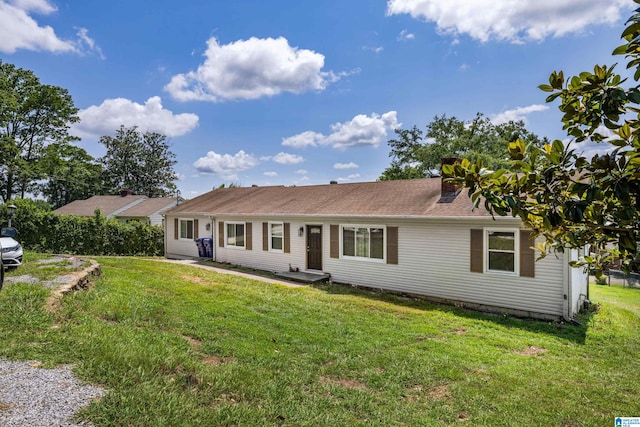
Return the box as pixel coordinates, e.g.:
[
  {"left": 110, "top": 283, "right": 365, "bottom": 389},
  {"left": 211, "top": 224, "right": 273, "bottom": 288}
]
[
  {"left": 284, "top": 223, "right": 290, "bottom": 253},
  {"left": 519, "top": 230, "right": 535, "bottom": 277},
  {"left": 330, "top": 224, "right": 339, "bottom": 258},
  {"left": 470, "top": 229, "right": 483, "bottom": 273},
  {"left": 387, "top": 226, "right": 398, "bottom": 264},
  {"left": 246, "top": 223, "right": 252, "bottom": 250},
  {"left": 194, "top": 219, "right": 199, "bottom": 239},
  {"left": 174, "top": 218, "right": 178, "bottom": 240},
  {"left": 263, "top": 222, "right": 268, "bottom": 251},
  {"left": 218, "top": 221, "right": 224, "bottom": 247}
]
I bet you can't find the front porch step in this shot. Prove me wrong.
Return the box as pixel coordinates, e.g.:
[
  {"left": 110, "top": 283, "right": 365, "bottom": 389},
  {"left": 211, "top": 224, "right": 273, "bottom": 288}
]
[{"left": 275, "top": 271, "right": 330, "bottom": 283}]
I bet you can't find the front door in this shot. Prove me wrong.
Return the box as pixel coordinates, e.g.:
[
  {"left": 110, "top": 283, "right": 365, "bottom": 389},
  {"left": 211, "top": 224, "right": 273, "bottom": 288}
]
[{"left": 306, "top": 225, "right": 323, "bottom": 270}]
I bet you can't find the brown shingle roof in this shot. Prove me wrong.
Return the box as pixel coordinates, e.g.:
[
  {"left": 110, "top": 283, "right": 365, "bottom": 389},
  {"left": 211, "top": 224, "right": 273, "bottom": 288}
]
[
  {"left": 119, "top": 197, "right": 177, "bottom": 217},
  {"left": 54, "top": 195, "right": 147, "bottom": 217},
  {"left": 166, "top": 179, "right": 492, "bottom": 218}
]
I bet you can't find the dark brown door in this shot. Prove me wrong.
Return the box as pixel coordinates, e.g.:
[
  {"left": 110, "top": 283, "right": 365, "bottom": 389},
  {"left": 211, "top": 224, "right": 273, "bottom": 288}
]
[{"left": 307, "top": 225, "right": 323, "bottom": 270}]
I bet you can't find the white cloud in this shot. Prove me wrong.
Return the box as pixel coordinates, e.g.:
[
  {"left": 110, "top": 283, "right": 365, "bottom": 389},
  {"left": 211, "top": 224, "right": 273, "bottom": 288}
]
[
  {"left": 165, "top": 36, "right": 344, "bottom": 102},
  {"left": 337, "top": 173, "right": 361, "bottom": 182},
  {"left": 398, "top": 29, "right": 415, "bottom": 40},
  {"left": 491, "top": 104, "right": 548, "bottom": 125},
  {"left": 324, "top": 111, "right": 400, "bottom": 149},
  {"left": 386, "top": 0, "right": 632, "bottom": 43},
  {"left": 0, "top": 1, "right": 103, "bottom": 55},
  {"left": 193, "top": 150, "right": 259, "bottom": 177},
  {"left": 334, "top": 162, "right": 359, "bottom": 169},
  {"left": 0, "top": 0, "right": 74, "bottom": 53},
  {"left": 363, "top": 45, "right": 384, "bottom": 53},
  {"left": 282, "top": 111, "right": 400, "bottom": 150},
  {"left": 295, "top": 169, "right": 308, "bottom": 175},
  {"left": 458, "top": 63, "right": 469, "bottom": 72},
  {"left": 73, "top": 96, "right": 199, "bottom": 138},
  {"left": 281, "top": 131, "right": 324, "bottom": 148},
  {"left": 75, "top": 27, "right": 105, "bottom": 59},
  {"left": 263, "top": 171, "right": 278, "bottom": 177},
  {"left": 269, "top": 152, "right": 305, "bottom": 165}
]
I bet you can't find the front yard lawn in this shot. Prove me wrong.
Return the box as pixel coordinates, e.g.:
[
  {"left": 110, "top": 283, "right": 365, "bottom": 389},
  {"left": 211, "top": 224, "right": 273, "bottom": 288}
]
[{"left": 0, "top": 256, "right": 638, "bottom": 426}]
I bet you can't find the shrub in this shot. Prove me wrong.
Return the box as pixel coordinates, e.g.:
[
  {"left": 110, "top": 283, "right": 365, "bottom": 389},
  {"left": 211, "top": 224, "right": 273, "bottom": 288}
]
[{"left": 1, "top": 200, "right": 164, "bottom": 256}]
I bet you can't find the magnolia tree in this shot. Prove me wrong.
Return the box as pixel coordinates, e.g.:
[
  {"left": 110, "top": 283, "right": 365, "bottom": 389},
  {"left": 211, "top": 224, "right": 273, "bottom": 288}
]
[{"left": 446, "top": 3, "right": 640, "bottom": 275}]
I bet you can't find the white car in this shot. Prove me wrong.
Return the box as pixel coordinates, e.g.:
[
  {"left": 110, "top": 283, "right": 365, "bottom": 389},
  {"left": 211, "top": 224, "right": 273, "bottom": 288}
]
[{"left": 0, "top": 236, "right": 23, "bottom": 270}]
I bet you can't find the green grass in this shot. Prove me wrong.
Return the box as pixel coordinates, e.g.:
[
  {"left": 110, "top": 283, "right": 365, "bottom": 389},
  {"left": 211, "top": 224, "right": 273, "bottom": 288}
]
[{"left": 1, "top": 257, "right": 639, "bottom": 426}]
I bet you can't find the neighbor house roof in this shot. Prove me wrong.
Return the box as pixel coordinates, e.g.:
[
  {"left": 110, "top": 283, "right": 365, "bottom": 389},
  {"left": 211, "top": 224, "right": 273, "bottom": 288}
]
[
  {"left": 166, "top": 179, "right": 494, "bottom": 219},
  {"left": 118, "top": 197, "right": 177, "bottom": 217},
  {"left": 54, "top": 195, "right": 147, "bottom": 217}
]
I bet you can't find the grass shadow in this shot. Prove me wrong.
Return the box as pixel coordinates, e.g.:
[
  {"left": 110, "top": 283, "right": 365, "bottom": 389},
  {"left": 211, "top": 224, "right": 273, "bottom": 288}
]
[{"left": 310, "top": 280, "right": 592, "bottom": 344}]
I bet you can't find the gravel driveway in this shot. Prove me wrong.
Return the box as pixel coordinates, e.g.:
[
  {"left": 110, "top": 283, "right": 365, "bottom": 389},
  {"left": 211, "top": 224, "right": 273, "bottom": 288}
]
[{"left": 0, "top": 359, "right": 104, "bottom": 427}]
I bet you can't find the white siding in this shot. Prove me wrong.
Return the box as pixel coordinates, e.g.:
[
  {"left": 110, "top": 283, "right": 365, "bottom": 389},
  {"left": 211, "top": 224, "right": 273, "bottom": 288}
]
[
  {"left": 214, "top": 218, "right": 306, "bottom": 273},
  {"left": 165, "top": 214, "right": 569, "bottom": 318},
  {"left": 165, "top": 215, "right": 212, "bottom": 259},
  {"left": 319, "top": 218, "right": 565, "bottom": 317},
  {"left": 148, "top": 213, "right": 164, "bottom": 226},
  {"left": 569, "top": 248, "right": 588, "bottom": 316}
]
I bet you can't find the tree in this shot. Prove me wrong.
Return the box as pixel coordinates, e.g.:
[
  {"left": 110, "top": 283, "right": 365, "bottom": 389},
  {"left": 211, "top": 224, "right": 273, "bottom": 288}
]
[
  {"left": 447, "top": 2, "right": 640, "bottom": 274},
  {"left": 379, "top": 113, "right": 545, "bottom": 180},
  {"left": 0, "top": 61, "right": 79, "bottom": 202},
  {"left": 100, "top": 125, "right": 177, "bottom": 197},
  {"left": 38, "top": 141, "right": 103, "bottom": 209}
]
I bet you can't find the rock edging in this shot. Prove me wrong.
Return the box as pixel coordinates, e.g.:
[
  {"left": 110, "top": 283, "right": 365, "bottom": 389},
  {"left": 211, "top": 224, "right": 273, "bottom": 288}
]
[{"left": 46, "top": 258, "right": 101, "bottom": 312}]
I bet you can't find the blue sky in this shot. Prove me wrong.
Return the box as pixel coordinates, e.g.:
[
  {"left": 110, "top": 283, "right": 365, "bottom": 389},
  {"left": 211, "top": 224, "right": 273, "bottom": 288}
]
[{"left": 0, "top": 0, "right": 634, "bottom": 197}]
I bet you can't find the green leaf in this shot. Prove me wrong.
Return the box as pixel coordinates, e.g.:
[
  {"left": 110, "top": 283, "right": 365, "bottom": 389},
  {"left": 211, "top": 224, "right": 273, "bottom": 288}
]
[{"left": 613, "top": 44, "right": 629, "bottom": 55}]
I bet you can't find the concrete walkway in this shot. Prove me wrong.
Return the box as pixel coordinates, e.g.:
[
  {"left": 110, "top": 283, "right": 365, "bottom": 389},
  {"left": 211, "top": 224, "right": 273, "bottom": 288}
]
[{"left": 156, "top": 259, "right": 305, "bottom": 288}]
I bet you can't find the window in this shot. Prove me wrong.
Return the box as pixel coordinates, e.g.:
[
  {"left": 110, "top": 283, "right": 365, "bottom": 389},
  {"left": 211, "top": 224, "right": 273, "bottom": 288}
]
[
  {"left": 226, "top": 222, "right": 245, "bottom": 248},
  {"left": 270, "top": 222, "right": 283, "bottom": 251},
  {"left": 179, "top": 219, "right": 194, "bottom": 240},
  {"left": 341, "top": 226, "right": 384, "bottom": 260},
  {"left": 486, "top": 229, "right": 518, "bottom": 273}
]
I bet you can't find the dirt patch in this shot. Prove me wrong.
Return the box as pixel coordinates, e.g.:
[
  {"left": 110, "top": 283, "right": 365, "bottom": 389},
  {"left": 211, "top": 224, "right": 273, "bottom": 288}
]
[
  {"left": 458, "top": 411, "right": 470, "bottom": 422},
  {"left": 427, "top": 384, "right": 452, "bottom": 401},
  {"left": 0, "top": 401, "right": 12, "bottom": 412},
  {"left": 181, "top": 274, "right": 208, "bottom": 285},
  {"left": 454, "top": 328, "right": 467, "bottom": 335},
  {"left": 202, "top": 355, "right": 235, "bottom": 366},
  {"left": 210, "top": 393, "right": 238, "bottom": 406},
  {"left": 183, "top": 335, "right": 202, "bottom": 351},
  {"left": 320, "top": 376, "right": 367, "bottom": 390},
  {"left": 515, "top": 345, "right": 547, "bottom": 357}
]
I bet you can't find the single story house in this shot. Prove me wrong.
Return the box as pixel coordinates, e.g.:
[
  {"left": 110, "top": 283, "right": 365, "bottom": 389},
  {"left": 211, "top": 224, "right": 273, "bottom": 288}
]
[
  {"left": 55, "top": 193, "right": 179, "bottom": 226},
  {"left": 163, "top": 178, "right": 588, "bottom": 320}
]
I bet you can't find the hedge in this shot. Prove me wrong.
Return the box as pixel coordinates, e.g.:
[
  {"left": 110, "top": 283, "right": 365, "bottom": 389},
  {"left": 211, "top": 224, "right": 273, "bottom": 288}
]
[{"left": 1, "top": 199, "right": 164, "bottom": 256}]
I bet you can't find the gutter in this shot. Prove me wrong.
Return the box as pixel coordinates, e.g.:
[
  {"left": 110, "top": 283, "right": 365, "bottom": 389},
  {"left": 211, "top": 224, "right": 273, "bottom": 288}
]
[{"left": 164, "top": 212, "right": 521, "bottom": 221}]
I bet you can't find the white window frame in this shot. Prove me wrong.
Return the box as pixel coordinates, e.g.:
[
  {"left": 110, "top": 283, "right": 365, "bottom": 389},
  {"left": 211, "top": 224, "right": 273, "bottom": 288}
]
[
  {"left": 340, "top": 224, "right": 386, "bottom": 263},
  {"left": 225, "top": 221, "right": 246, "bottom": 249},
  {"left": 179, "top": 218, "right": 194, "bottom": 241},
  {"left": 269, "top": 221, "right": 284, "bottom": 252},
  {"left": 484, "top": 228, "right": 519, "bottom": 275}
]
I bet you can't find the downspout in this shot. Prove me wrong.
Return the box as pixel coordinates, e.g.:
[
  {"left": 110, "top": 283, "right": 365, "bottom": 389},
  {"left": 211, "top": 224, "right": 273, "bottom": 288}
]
[
  {"left": 211, "top": 216, "right": 216, "bottom": 262},
  {"left": 562, "top": 250, "right": 572, "bottom": 321},
  {"left": 162, "top": 214, "right": 168, "bottom": 259}
]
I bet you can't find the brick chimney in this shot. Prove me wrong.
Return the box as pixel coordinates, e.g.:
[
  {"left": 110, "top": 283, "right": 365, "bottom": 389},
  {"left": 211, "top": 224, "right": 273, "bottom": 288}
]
[{"left": 438, "top": 157, "right": 461, "bottom": 203}]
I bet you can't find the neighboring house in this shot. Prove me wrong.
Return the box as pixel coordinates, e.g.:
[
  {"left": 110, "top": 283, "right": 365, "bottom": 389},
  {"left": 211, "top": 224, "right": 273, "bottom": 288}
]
[
  {"left": 164, "top": 178, "right": 588, "bottom": 320},
  {"left": 55, "top": 193, "right": 179, "bottom": 226}
]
